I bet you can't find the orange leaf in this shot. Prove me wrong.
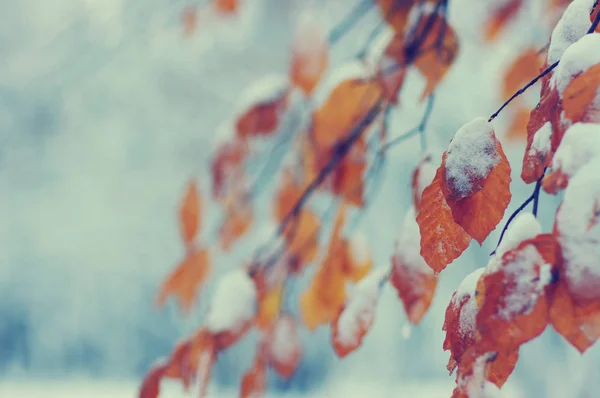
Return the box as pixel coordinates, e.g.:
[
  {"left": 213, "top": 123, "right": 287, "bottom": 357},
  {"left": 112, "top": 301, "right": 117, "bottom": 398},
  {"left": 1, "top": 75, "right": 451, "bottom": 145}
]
[
  {"left": 391, "top": 207, "right": 438, "bottom": 324},
  {"left": 214, "top": 0, "right": 238, "bottom": 14},
  {"left": 300, "top": 206, "right": 348, "bottom": 329},
  {"left": 416, "top": 167, "right": 472, "bottom": 273},
  {"left": 290, "top": 14, "right": 328, "bottom": 95},
  {"left": 410, "top": 9, "right": 459, "bottom": 100},
  {"left": 378, "top": 33, "right": 408, "bottom": 104},
  {"left": 444, "top": 147, "right": 512, "bottom": 244},
  {"left": 442, "top": 268, "right": 484, "bottom": 375},
  {"left": 182, "top": 6, "right": 198, "bottom": 36},
  {"left": 139, "top": 362, "right": 167, "bottom": 398},
  {"left": 342, "top": 233, "right": 373, "bottom": 283},
  {"left": 283, "top": 209, "right": 321, "bottom": 271},
  {"left": 412, "top": 155, "right": 436, "bottom": 209},
  {"left": 506, "top": 106, "right": 530, "bottom": 141},
  {"left": 485, "top": 0, "right": 523, "bottom": 41},
  {"left": 377, "top": 0, "right": 417, "bottom": 33},
  {"left": 502, "top": 48, "right": 545, "bottom": 100},
  {"left": 311, "top": 79, "right": 382, "bottom": 152},
  {"left": 329, "top": 140, "right": 367, "bottom": 206},
  {"left": 240, "top": 353, "right": 267, "bottom": 398},
  {"left": 267, "top": 314, "right": 302, "bottom": 379},
  {"left": 331, "top": 267, "right": 389, "bottom": 357},
  {"left": 476, "top": 234, "right": 556, "bottom": 349},
  {"left": 156, "top": 248, "right": 211, "bottom": 312},
  {"left": 211, "top": 139, "right": 247, "bottom": 200},
  {"left": 563, "top": 63, "right": 600, "bottom": 123},
  {"left": 274, "top": 168, "right": 304, "bottom": 222},
  {"left": 235, "top": 85, "right": 289, "bottom": 139},
  {"left": 256, "top": 284, "right": 283, "bottom": 331},
  {"left": 219, "top": 202, "right": 253, "bottom": 252},
  {"left": 179, "top": 180, "right": 201, "bottom": 246}
]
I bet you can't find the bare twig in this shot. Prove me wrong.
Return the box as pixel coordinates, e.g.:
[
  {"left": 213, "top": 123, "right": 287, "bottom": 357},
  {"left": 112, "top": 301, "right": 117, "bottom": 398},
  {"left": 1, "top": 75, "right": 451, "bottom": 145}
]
[
  {"left": 488, "top": 7, "right": 600, "bottom": 122},
  {"left": 490, "top": 171, "right": 545, "bottom": 256}
]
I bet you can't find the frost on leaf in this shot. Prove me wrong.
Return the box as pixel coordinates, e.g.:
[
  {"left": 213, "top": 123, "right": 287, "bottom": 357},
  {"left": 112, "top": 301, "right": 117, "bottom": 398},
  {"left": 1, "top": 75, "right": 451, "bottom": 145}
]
[
  {"left": 290, "top": 12, "right": 328, "bottom": 96},
  {"left": 331, "top": 266, "right": 390, "bottom": 358},
  {"left": 477, "top": 233, "right": 556, "bottom": 349},
  {"left": 156, "top": 248, "right": 211, "bottom": 313},
  {"left": 485, "top": 0, "right": 523, "bottom": 41},
  {"left": 442, "top": 118, "right": 512, "bottom": 244},
  {"left": 550, "top": 157, "right": 600, "bottom": 352},
  {"left": 267, "top": 314, "right": 302, "bottom": 379},
  {"left": 206, "top": 269, "right": 257, "bottom": 350},
  {"left": 412, "top": 155, "right": 436, "bottom": 209},
  {"left": 179, "top": 180, "right": 202, "bottom": 246},
  {"left": 543, "top": 123, "right": 600, "bottom": 193},
  {"left": 522, "top": 121, "right": 553, "bottom": 184},
  {"left": 416, "top": 167, "right": 472, "bottom": 273},
  {"left": 235, "top": 75, "right": 290, "bottom": 139},
  {"left": 391, "top": 207, "right": 438, "bottom": 324},
  {"left": 443, "top": 267, "right": 485, "bottom": 375}
]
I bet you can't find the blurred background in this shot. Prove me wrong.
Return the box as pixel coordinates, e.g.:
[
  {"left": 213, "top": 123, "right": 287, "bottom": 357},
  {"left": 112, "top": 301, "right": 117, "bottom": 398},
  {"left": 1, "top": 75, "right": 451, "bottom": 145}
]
[{"left": 1, "top": 0, "right": 599, "bottom": 397}]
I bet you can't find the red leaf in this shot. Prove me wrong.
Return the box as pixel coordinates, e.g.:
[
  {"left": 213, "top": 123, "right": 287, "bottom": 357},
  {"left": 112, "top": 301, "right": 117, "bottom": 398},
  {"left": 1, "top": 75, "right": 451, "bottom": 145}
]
[
  {"left": 416, "top": 166, "right": 472, "bottom": 273},
  {"left": 391, "top": 207, "right": 438, "bottom": 324},
  {"left": 139, "top": 362, "right": 167, "bottom": 398},
  {"left": 240, "top": 352, "right": 267, "bottom": 398},
  {"left": 179, "top": 180, "right": 201, "bottom": 246},
  {"left": 235, "top": 83, "right": 289, "bottom": 138}
]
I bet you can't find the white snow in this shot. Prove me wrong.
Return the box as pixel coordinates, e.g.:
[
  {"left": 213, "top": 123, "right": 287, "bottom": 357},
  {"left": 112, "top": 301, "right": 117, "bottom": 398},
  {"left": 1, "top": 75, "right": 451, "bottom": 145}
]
[
  {"left": 551, "top": 122, "right": 600, "bottom": 178},
  {"left": 349, "top": 232, "right": 371, "bottom": 266},
  {"left": 270, "top": 316, "right": 300, "bottom": 362},
  {"left": 529, "top": 121, "right": 552, "bottom": 157},
  {"left": 336, "top": 266, "right": 390, "bottom": 346},
  {"left": 292, "top": 11, "right": 328, "bottom": 77},
  {"left": 205, "top": 269, "right": 257, "bottom": 333},
  {"left": 454, "top": 267, "right": 485, "bottom": 336},
  {"left": 495, "top": 212, "right": 542, "bottom": 259},
  {"left": 445, "top": 117, "right": 499, "bottom": 198},
  {"left": 496, "top": 245, "right": 551, "bottom": 320},
  {"left": 548, "top": 0, "right": 597, "bottom": 65},
  {"left": 415, "top": 155, "right": 437, "bottom": 204},
  {"left": 552, "top": 33, "right": 600, "bottom": 93},
  {"left": 394, "top": 206, "right": 433, "bottom": 274},
  {"left": 555, "top": 156, "right": 600, "bottom": 299},
  {"left": 234, "top": 73, "right": 289, "bottom": 118},
  {"left": 363, "top": 24, "right": 395, "bottom": 74}
]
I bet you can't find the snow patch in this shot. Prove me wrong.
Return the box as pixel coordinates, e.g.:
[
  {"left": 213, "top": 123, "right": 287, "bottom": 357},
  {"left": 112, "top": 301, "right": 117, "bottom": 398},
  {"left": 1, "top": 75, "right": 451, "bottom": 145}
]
[
  {"left": 548, "top": 0, "right": 597, "bottom": 65},
  {"left": 454, "top": 267, "right": 485, "bottom": 335},
  {"left": 445, "top": 117, "right": 499, "bottom": 198},
  {"left": 551, "top": 122, "right": 600, "bottom": 177},
  {"left": 529, "top": 121, "right": 552, "bottom": 156},
  {"left": 206, "top": 269, "right": 257, "bottom": 333},
  {"left": 349, "top": 232, "right": 371, "bottom": 266},
  {"left": 552, "top": 33, "right": 600, "bottom": 93},
  {"left": 271, "top": 316, "right": 299, "bottom": 362},
  {"left": 495, "top": 212, "right": 542, "bottom": 259},
  {"left": 234, "top": 74, "right": 289, "bottom": 118},
  {"left": 394, "top": 206, "right": 433, "bottom": 274}
]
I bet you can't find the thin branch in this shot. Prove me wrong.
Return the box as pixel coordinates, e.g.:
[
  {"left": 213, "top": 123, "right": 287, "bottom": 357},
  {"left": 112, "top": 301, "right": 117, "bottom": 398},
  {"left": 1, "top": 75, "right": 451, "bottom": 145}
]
[
  {"left": 328, "top": 0, "right": 374, "bottom": 44},
  {"left": 490, "top": 172, "right": 545, "bottom": 256},
  {"left": 488, "top": 7, "right": 600, "bottom": 122}
]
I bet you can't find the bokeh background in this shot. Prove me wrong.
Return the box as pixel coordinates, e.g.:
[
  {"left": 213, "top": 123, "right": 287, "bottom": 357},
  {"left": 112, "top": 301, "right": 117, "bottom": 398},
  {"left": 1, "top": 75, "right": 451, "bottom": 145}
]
[{"left": 1, "top": 0, "right": 598, "bottom": 396}]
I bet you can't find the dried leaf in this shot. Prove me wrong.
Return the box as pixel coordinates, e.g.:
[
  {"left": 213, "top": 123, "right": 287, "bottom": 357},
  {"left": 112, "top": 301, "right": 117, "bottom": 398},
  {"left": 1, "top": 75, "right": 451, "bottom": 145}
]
[
  {"left": 236, "top": 88, "right": 289, "bottom": 138},
  {"left": 311, "top": 79, "right": 382, "bottom": 152},
  {"left": 290, "top": 14, "right": 328, "bottom": 95},
  {"left": 391, "top": 208, "right": 437, "bottom": 324},
  {"left": 240, "top": 352, "right": 266, "bottom": 398},
  {"left": 219, "top": 202, "right": 253, "bottom": 252},
  {"left": 563, "top": 63, "right": 600, "bottom": 123},
  {"left": 502, "top": 48, "right": 545, "bottom": 99},
  {"left": 156, "top": 248, "right": 211, "bottom": 312},
  {"left": 214, "top": 0, "right": 238, "bottom": 14},
  {"left": 211, "top": 139, "right": 247, "bottom": 200},
  {"left": 342, "top": 233, "right": 373, "bottom": 283},
  {"left": 377, "top": 0, "right": 417, "bottom": 33},
  {"left": 416, "top": 167, "right": 472, "bottom": 273},
  {"left": 139, "top": 362, "right": 167, "bottom": 398},
  {"left": 485, "top": 0, "right": 523, "bottom": 41},
  {"left": 283, "top": 209, "right": 321, "bottom": 271},
  {"left": 256, "top": 284, "right": 283, "bottom": 331},
  {"left": 179, "top": 180, "right": 201, "bottom": 246}
]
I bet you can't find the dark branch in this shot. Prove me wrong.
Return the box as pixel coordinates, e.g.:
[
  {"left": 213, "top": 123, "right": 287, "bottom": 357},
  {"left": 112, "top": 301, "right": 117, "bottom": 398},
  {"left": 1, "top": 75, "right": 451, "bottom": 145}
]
[
  {"left": 488, "top": 6, "right": 600, "bottom": 122},
  {"left": 490, "top": 172, "right": 545, "bottom": 256}
]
